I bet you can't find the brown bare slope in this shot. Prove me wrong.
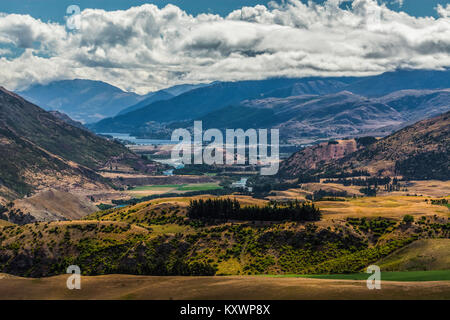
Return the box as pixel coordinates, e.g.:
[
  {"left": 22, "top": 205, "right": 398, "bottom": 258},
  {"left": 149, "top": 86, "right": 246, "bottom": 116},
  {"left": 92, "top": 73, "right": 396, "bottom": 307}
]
[
  {"left": 12, "top": 190, "right": 98, "bottom": 222},
  {"left": 0, "top": 87, "right": 152, "bottom": 201}
]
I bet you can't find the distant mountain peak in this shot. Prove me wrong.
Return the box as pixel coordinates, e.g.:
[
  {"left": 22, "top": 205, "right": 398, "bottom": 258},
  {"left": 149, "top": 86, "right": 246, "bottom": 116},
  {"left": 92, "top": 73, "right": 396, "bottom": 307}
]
[{"left": 17, "top": 79, "right": 212, "bottom": 123}]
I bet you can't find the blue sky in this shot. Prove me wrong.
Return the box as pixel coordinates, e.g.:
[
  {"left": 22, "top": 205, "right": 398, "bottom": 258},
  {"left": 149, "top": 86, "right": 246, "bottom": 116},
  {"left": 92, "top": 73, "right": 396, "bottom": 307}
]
[{"left": 0, "top": 0, "right": 448, "bottom": 22}]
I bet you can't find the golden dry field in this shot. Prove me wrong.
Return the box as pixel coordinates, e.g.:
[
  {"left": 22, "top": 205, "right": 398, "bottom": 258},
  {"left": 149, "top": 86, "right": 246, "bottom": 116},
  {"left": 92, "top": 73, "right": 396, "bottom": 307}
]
[
  {"left": 0, "top": 274, "right": 449, "bottom": 300},
  {"left": 317, "top": 196, "right": 450, "bottom": 221}
]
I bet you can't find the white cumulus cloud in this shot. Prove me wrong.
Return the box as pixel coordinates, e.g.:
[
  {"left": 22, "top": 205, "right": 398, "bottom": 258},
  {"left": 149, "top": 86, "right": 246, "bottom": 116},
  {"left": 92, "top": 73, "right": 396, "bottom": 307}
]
[{"left": 0, "top": 0, "right": 449, "bottom": 94}]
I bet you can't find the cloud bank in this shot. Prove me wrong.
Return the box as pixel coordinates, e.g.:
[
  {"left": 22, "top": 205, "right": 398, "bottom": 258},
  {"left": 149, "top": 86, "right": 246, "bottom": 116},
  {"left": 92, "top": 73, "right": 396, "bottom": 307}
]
[{"left": 0, "top": 0, "right": 449, "bottom": 93}]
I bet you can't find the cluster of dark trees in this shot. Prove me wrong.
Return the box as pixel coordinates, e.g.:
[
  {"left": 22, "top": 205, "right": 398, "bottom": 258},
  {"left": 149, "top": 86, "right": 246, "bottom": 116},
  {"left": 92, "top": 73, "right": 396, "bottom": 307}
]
[
  {"left": 323, "top": 176, "right": 409, "bottom": 195},
  {"left": 112, "top": 188, "right": 232, "bottom": 206},
  {"left": 0, "top": 205, "right": 7, "bottom": 222},
  {"left": 306, "top": 189, "right": 350, "bottom": 201},
  {"left": 355, "top": 136, "right": 377, "bottom": 147},
  {"left": 383, "top": 181, "right": 405, "bottom": 192},
  {"left": 250, "top": 180, "right": 300, "bottom": 194},
  {"left": 187, "top": 198, "right": 321, "bottom": 222},
  {"left": 319, "top": 170, "right": 371, "bottom": 179},
  {"left": 174, "top": 164, "right": 223, "bottom": 175},
  {"left": 296, "top": 174, "right": 321, "bottom": 183},
  {"left": 430, "top": 199, "right": 448, "bottom": 205},
  {"left": 360, "top": 186, "right": 377, "bottom": 196},
  {"left": 323, "top": 176, "right": 392, "bottom": 186},
  {"left": 0, "top": 205, "right": 35, "bottom": 225},
  {"left": 277, "top": 174, "right": 320, "bottom": 183},
  {"left": 174, "top": 164, "right": 263, "bottom": 176},
  {"left": 97, "top": 203, "right": 114, "bottom": 210},
  {"left": 324, "top": 177, "right": 391, "bottom": 187},
  {"left": 247, "top": 175, "right": 321, "bottom": 196},
  {"left": 395, "top": 151, "right": 449, "bottom": 180}
]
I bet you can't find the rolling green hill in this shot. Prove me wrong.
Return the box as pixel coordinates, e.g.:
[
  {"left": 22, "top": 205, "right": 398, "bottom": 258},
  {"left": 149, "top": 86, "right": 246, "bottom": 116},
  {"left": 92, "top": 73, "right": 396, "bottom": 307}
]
[
  {"left": 377, "top": 239, "right": 450, "bottom": 271},
  {"left": 1, "top": 197, "right": 448, "bottom": 278}
]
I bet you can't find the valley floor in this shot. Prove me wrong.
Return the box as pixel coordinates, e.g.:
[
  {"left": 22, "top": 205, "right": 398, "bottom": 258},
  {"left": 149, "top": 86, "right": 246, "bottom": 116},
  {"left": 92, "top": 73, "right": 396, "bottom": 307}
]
[{"left": 0, "top": 274, "right": 449, "bottom": 300}]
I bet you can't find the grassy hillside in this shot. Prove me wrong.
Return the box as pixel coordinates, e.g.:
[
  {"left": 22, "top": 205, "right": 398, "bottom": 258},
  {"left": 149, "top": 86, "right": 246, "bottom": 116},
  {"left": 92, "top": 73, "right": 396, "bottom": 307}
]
[
  {"left": 377, "top": 239, "right": 450, "bottom": 271},
  {"left": 0, "top": 123, "right": 105, "bottom": 198},
  {"left": 1, "top": 196, "right": 448, "bottom": 277}
]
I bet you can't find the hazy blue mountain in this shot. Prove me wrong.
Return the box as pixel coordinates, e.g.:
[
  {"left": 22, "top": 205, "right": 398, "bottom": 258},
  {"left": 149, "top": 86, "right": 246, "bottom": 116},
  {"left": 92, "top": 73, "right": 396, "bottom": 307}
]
[
  {"left": 260, "top": 79, "right": 351, "bottom": 98},
  {"left": 18, "top": 80, "right": 214, "bottom": 122},
  {"left": 18, "top": 79, "right": 144, "bottom": 123},
  {"left": 162, "top": 83, "right": 212, "bottom": 96},
  {"left": 259, "top": 69, "right": 450, "bottom": 99},
  {"left": 345, "top": 69, "right": 450, "bottom": 97},
  {"left": 89, "top": 77, "right": 355, "bottom": 133},
  {"left": 117, "top": 83, "right": 214, "bottom": 116},
  {"left": 172, "top": 89, "right": 450, "bottom": 142},
  {"left": 90, "top": 69, "right": 450, "bottom": 135},
  {"left": 26, "top": 69, "right": 450, "bottom": 132},
  {"left": 117, "top": 90, "right": 174, "bottom": 115},
  {"left": 377, "top": 89, "right": 450, "bottom": 121}
]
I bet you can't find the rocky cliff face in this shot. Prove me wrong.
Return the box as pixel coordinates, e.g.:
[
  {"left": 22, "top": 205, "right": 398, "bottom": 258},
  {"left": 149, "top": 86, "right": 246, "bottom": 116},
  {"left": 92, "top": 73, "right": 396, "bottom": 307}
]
[{"left": 280, "top": 139, "right": 360, "bottom": 175}]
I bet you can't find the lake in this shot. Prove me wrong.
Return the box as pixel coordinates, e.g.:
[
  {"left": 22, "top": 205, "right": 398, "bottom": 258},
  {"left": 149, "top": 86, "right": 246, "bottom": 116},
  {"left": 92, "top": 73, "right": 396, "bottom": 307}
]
[{"left": 101, "top": 133, "right": 177, "bottom": 145}]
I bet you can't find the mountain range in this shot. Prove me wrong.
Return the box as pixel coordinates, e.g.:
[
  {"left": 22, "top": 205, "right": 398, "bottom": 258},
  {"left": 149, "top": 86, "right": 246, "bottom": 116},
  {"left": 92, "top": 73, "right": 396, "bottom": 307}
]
[
  {"left": 193, "top": 88, "right": 450, "bottom": 142},
  {"left": 89, "top": 77, "right": 357, "bottom": 133},
  {"left": 17, "top": 80, "right": 212, "bottom": 123},
  {"left": 18, "top": 79, "right": 144, "bottom": 123},
  {"left": 3, "top": 68, "right": 449, "bottom": 197},
  {"left": 88, "top": 69, "right": 450, "bottom": 142}
]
